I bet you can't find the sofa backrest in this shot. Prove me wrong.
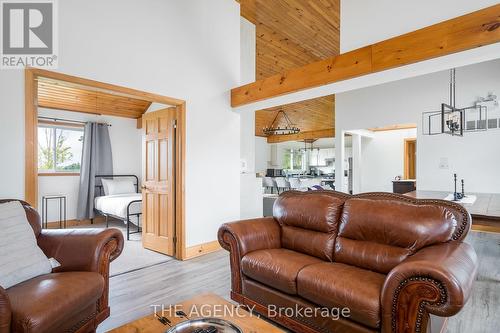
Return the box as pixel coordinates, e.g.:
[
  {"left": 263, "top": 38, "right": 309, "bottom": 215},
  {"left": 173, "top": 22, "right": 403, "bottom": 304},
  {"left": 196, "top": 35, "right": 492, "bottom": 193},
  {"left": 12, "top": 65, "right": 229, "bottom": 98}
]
[
  {"left": 273, "top": 191, "right": 347, "bottom": 261},
  {"left": 334, "top": 195, "right": 464, "bottom": 274}
]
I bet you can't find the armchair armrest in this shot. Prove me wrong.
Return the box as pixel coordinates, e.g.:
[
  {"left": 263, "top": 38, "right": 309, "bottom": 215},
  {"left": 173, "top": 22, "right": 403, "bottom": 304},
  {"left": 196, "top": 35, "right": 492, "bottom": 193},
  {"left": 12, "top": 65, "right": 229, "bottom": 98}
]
[
  {"left": 381, "top": 242, "right": 478, "bottom": 333},
  {"left": 37, "top": 228, "right": 124, "bottom": 322},
  {"left": 218, "top": 217, "right": 281, "bottom": 294},
  {"left": 0, "top": 287, "right": 11, "bottom": 333},
  {"left": 37, "top": 228, "right": 124, "bottom": 273}
]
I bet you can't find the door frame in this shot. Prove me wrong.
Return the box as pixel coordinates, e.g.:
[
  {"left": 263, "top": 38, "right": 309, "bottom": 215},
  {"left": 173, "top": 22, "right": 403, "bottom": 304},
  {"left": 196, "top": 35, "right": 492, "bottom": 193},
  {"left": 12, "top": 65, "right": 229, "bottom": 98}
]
[
  {"left": 403, "top": 137, "right": 417, "bottom": 180},
  {"left": 24, "top": 68, "right": 187, "bottom": 259}
]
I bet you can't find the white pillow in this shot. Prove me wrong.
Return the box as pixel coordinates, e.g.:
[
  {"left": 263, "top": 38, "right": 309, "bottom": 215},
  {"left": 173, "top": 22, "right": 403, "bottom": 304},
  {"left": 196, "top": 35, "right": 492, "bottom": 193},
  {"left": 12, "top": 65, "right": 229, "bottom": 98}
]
[
  {"left": 101, "top": 179, "right": 136, "bottom": 195},
  {"left": 0, "top": 201, "right": 52, "bottom": 289}
]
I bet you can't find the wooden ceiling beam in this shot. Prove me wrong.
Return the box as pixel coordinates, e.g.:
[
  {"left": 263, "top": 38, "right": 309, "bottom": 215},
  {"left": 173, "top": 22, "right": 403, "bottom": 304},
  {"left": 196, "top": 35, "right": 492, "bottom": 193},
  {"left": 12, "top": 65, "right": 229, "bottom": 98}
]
[
  {"left": 232, "top": 4, "right": 500, "bottom": 107},
  {"left": 368, "top": 124, "right": 417, "bottom": 132},
  {"left": 267, "top": 128, "right": 335, "bottom": 143}
]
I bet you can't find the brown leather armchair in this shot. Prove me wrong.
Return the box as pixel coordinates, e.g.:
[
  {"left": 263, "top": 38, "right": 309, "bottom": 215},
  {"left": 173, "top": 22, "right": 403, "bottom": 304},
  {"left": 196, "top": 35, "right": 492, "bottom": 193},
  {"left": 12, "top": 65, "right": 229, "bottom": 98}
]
[
  {"left": 219, "top": 191, "right": 478, "bottom": 333},
  {"left": 0, "top": 200, "right": 124, "bottom": 333}
]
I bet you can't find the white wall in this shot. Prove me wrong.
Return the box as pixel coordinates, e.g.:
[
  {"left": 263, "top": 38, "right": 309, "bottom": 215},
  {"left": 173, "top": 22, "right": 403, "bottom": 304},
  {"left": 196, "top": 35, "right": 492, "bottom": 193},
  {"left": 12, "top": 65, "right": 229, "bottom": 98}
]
[
  {"left": 255, "top": 137, "right": 269, "bottom": 175},
  {"left": 0, "top": 0, "right": 241, "bottom": 247},
  {"left": 336, "top": 59, "right": 500, "bottom": 194},
  {"left": 340, "top": 0, "right": 499, "bottom": 52},
  {"left": 240, "top": 17, "right": 257, "bottom": 173},
  {"left": 357, "top": 129, "right": 417, "bottom": 193},
  {"left": 238, "top": 17, "right": 263, "bottom": 219},
  {"left": 37, "top": 109, "right": 141, "bottom": 222}
]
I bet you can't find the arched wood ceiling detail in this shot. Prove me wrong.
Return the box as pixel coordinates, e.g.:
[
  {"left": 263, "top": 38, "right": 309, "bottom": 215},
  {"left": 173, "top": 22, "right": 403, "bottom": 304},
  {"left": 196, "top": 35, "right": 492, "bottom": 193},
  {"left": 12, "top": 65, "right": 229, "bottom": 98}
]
[{"left": 237, "top": 0, "right": 340, "bottom": 140}]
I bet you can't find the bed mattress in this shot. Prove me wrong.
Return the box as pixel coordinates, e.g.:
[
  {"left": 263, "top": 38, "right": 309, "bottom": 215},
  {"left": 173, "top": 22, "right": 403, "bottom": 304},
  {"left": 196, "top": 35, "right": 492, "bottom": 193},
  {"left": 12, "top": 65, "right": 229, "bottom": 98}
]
[{"left": 94, "top": 193, "right": 142, "bottom": 219}]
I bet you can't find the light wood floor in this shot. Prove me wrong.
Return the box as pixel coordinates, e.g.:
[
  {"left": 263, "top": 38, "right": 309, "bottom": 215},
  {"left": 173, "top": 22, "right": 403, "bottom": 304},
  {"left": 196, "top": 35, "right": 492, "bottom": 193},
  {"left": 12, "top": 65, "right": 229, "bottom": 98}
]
[
  {"left": 98, "top": 250, "right": 231, "bottom": 332},
  {"left": 445, "top": 231, "right": 500, "bottom": 333},
  {"left": 99, "top": 231, "right": 499, "bottom": 333}
]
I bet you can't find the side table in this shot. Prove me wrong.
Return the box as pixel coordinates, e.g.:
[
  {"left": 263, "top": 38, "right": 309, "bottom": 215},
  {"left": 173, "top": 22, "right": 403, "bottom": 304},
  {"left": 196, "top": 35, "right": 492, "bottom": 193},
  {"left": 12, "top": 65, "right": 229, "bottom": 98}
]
[{"left": 41, "top": 195, "right": 67, "bottom": 229}]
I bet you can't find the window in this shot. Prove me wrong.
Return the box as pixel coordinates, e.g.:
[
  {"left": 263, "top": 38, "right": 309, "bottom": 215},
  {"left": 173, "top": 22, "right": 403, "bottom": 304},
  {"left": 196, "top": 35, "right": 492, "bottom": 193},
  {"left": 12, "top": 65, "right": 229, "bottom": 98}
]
[
  {"left": 283, "top": 149, "right": 305, "bottom": 171},
  {"left": 38, "top": 125, "right": 84, "bottom": 173}
]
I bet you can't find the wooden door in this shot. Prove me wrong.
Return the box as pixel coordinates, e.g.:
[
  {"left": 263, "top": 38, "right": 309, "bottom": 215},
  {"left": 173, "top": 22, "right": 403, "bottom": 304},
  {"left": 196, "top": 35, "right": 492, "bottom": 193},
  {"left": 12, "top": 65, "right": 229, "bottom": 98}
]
[
  {"left": 404, "top": 138, "right": 417, "bottom": 180},
  {"left": 142, "top": 108, "right": 176, "bottom": 255}
]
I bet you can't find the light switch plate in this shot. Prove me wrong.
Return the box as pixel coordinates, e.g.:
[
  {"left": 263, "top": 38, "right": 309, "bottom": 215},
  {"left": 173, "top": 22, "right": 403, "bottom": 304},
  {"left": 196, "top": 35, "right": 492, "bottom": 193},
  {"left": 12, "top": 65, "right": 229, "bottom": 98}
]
[{"left": 439, "top": 157, "right": 449, "bottom": 169}]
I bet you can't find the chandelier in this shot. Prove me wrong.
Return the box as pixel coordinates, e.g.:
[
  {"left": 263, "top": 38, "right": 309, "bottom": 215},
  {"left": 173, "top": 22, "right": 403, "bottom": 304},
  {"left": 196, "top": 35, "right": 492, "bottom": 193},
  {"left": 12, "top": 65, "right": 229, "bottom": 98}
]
[
  {"left": 262, "top": 110, "right": 300, "bottom": 136},
  {"left": 443, "top": 69, "right": 463, "bottom": 135},
  {"left": 422, "top": 68, "right": 487, "bottom": 136}
]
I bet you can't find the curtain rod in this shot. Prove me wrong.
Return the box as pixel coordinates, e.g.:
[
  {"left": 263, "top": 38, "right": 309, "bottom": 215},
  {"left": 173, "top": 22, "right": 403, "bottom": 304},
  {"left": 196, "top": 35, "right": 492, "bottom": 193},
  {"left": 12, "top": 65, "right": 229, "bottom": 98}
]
[{"left": 38, "top": 116, "right": 111, "bottom": 127}]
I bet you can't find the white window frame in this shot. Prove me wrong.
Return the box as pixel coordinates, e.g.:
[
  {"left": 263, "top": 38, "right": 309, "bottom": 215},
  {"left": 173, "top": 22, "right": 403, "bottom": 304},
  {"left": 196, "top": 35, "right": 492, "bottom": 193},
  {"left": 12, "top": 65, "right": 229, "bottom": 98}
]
[{"left": 37, "top": 123, "right": 84, "bottom": 174}]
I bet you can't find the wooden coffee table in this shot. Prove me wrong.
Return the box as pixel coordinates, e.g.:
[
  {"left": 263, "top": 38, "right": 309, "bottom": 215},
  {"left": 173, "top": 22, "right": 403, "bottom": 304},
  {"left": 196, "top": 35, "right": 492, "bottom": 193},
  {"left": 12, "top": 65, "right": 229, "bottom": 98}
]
[{"left": 108, "top": 293, "right": 285, "bottom": 333}]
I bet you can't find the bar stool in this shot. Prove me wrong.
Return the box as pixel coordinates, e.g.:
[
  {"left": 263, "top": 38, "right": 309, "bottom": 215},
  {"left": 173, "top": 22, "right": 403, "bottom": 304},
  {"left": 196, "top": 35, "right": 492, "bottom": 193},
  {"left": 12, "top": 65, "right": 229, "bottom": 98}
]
[{"left": 275, "top": 177, "right": 290, "bottom": 194}]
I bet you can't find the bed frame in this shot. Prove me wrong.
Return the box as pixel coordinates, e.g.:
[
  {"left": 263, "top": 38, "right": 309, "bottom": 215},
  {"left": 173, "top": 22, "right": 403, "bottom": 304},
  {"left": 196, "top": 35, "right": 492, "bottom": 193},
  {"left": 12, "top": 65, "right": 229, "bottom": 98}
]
[{"left": 93, "top": 175, "right": 142, "bottom": 241}]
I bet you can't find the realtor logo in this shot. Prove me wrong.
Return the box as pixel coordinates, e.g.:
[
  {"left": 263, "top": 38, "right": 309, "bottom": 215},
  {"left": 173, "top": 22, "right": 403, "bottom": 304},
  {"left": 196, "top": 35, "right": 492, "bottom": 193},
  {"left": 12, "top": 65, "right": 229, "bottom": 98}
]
[{"left": 1, "top": 0, "right": 57, "bottom": 69}]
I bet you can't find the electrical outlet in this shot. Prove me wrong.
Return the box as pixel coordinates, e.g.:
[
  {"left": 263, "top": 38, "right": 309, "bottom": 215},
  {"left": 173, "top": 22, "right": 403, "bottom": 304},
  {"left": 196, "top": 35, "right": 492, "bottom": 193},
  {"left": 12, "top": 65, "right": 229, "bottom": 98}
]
[{"left": 439, "top": 157, "right": 449, "bottom": 169}]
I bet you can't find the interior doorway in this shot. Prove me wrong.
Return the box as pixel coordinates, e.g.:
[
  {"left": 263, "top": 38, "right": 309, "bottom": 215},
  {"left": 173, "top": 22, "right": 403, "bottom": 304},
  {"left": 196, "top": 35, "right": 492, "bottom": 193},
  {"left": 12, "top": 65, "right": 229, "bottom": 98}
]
[
  {"left": 24, "top": 68, "right": 187, "bottom": 259},
  {"left": 142, "top": 108, "right": 177, "bottom": 256},
  {"left": 404, "top": 138, "right": 417, "bottom": 180}
]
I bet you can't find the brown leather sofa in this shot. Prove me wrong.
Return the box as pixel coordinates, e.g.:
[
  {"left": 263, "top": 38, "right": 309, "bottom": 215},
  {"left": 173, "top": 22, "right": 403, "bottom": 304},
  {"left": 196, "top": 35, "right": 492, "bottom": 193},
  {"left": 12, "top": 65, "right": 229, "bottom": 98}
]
[
  {"left": 0, "top": 200, "right": 124, "bottom": 333},
  {"left": 218, "top": 191, "right": 478, "bottom": 333}
]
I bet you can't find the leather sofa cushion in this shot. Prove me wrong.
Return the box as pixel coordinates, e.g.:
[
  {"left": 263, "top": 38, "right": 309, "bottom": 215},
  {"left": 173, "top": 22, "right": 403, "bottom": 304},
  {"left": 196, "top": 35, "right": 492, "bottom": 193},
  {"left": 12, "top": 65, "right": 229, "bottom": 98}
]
[
  {"left": 281, "top": 226, "right": 336, "bottom": 261},
  {"left": 241, "top": 249, "right": 322, "bottom": 294},
  {"left": 335, "top": 198, "right": 457, "bottom": 273},
  {"left": 274, "top": 192, "right": 345, "bottom": 232},
  {"left": 274, "top": 192, "right": 345, "bottom": 260},
  {"left": 7, "top": 272, "right": 104, "bottom": 333},
  {"left": 242, "top": 279, "right": 378, "bottom": 333},
  {"left": 297, "top": 262, "right": 385, "bottom": 329}
]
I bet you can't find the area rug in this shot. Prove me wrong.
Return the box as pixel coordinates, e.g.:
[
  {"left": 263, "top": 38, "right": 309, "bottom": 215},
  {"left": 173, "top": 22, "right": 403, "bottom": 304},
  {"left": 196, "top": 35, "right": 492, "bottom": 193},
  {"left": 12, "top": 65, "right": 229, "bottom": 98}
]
[{"left": 73, "top": 219, "right": 173, "bottom": 277}]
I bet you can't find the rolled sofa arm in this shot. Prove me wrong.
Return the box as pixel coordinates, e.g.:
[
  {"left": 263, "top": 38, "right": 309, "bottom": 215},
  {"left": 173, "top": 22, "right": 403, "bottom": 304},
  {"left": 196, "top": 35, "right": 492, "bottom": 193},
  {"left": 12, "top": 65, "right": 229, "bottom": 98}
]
[
  {"left": 37, "top": 228, "right": 124, "bottom": 273},
  {"left": 37, "top": 228, "right": 124, "bottom": 321},
  {"left": 0, "top": 287, "right": 11, "bottom": 333},
  {"left": 218, "top": 217, "right": 281, "bottom": 294},
  {"left": 381, "top": 242, "right": 478, "bottom": 333}
]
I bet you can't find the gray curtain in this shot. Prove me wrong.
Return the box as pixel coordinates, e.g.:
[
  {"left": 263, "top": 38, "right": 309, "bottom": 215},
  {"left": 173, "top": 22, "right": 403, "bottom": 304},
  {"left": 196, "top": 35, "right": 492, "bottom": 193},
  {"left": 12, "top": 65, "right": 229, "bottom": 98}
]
[{"left": 77, "top": 122, "right": 113, "bottom": 220}]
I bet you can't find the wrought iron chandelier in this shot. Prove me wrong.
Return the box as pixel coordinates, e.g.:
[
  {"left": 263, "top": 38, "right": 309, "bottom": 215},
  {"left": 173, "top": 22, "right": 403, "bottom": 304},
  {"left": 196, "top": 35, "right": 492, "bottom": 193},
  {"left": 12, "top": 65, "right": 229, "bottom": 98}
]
[
  {"left": 422, "top": 68, "right": 487, "bottom": 136},
  {"left": 262, "top": 110, "right": 300, "bottom": 136},
  {"left": 444, "top": 69, "right": 463, "bottom": 135}
]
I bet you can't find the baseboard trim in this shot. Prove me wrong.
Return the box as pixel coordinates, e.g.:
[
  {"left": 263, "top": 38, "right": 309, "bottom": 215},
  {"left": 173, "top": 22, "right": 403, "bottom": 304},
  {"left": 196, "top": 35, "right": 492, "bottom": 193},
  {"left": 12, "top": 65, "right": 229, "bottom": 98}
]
[
  {"left": 45, "top": 217, "right": 105, "bottom": 229},
  {"left": 184, "top": 240, "right": 221, "bottom": 260},
  {"left": 472, "top": 224, "right": 500, "bottom": 234}
]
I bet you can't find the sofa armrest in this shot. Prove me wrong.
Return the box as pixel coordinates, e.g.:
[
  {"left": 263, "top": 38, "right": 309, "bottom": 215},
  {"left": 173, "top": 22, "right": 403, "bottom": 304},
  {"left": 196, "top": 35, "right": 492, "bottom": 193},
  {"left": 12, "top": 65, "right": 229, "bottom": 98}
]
[
  {"left": 38, "top": 228, "right": 124, "bottom": 273},
  {"left": 218, "top": 217, "right": 281, "bottom": 257},
  {"left": 381, "top": 242, "right": 478, "bottom": 333},
  {"left": 0, "top": 287, "right": 11, "bottom": 333},
  {"left": 218, "top": 217, "right": 281, "bottom": 294}
]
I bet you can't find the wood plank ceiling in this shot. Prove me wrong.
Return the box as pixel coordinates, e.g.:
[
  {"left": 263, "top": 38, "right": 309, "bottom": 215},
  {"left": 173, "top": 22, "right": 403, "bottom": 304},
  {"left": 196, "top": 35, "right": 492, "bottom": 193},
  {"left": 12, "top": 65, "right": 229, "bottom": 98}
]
[
  {"left": 237, "top": 0, "right": 340, "bottom": 140},
  {"left": 37, "top": 77, "right": 151, "bottom": 119}
]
